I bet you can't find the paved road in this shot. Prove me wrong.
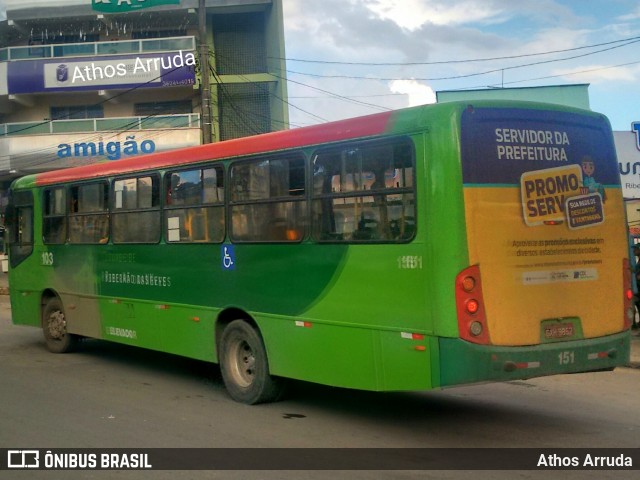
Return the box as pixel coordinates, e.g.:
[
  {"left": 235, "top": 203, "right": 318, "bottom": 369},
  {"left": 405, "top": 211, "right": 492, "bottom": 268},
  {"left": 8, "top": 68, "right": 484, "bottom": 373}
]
[{"left": 0, "top": 295, "right": 638, "bottom": 480}]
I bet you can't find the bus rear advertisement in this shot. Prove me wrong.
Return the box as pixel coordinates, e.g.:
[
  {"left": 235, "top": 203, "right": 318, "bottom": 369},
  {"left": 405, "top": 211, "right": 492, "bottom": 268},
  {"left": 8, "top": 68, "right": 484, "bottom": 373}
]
[
  {"left": 6, "top": 101, "right": 632, "bottom": 403},
  {"left": 442, "top": 106, "right": 631, "bottom": 387}
]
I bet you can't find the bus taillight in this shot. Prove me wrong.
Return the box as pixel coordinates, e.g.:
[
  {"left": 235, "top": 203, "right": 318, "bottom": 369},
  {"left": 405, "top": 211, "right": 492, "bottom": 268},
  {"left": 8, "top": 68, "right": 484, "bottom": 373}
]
[
  {"left": 455, "top": 265, "right": 491, "bottom": 344},
  {"left": 466, "top": 299, "right": 479, "bottom": 314},
  {"left": 623, "top": 258, "right": 634, "bottom": 330}
]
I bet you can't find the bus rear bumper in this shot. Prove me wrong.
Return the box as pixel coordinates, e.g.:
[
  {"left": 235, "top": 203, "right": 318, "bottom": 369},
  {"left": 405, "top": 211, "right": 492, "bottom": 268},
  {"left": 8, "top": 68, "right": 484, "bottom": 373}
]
[{"left": 438, "top": 331, "right": 631, "bottom": 387}]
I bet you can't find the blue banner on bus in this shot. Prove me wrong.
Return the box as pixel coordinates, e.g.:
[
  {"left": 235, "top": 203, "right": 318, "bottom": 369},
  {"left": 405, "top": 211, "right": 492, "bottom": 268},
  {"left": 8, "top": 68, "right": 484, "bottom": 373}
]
[{"left": 460, "top": 107, "right": 620, "bottom": 188}]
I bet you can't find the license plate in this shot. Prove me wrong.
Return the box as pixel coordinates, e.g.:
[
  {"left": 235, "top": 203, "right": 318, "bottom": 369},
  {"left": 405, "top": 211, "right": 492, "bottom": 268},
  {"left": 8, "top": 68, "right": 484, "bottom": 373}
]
[{"left": 544, "top": 323, "right": 574, "bottom": 339}]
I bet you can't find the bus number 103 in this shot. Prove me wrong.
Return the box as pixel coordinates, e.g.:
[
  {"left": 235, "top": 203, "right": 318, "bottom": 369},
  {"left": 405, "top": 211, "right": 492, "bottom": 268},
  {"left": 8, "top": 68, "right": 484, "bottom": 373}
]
[
  {"left": 41, "top": 252, "right": 54, "bottom": 266},
  {"left": 558, "top": 351, "right": 575, "bottom": 365}
]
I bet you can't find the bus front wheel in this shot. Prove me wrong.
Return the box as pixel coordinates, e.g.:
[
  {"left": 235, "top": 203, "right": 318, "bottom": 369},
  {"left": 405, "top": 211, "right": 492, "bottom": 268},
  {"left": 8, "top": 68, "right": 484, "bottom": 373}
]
[
  {"left": 219, "top": 320, "right": 284, "bottom": 404},
  {"left": 42, "top": 297, "right": 78, "bottom": 354}
]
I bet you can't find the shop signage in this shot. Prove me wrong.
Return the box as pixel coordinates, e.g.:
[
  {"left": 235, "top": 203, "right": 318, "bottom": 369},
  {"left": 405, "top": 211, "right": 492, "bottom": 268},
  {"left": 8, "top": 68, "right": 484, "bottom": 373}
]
[
  {"left": 2, "top": 129, "right": 201, "bottom": 173},
  {"left": 615, "top": 129, "right": 640, "bottom": 199},
  {"left": 7, "top": 52, "right": 195, "bottom": 94},
  {"left": 92, "top": 0, "right": 180, "bottom": 13}
]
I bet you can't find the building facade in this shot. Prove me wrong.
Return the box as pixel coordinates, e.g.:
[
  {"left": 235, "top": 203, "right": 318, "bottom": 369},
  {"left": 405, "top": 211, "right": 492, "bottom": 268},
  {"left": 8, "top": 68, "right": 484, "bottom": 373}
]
[
  {"left": 0, "top": 0, "right": 289, "bottom": 217},
  {"left": 436, "top": 84, "right": 591, "bottom": 110}
]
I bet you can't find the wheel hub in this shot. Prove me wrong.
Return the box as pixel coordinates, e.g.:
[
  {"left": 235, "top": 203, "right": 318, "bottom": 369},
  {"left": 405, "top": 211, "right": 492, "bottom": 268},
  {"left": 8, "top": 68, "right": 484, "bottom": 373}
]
[
  {"left": 47, "top": 310, "right": 66, "bottom": 340},
  {"left": 230, "top": 339, "right": 256, "bottom": 387}
]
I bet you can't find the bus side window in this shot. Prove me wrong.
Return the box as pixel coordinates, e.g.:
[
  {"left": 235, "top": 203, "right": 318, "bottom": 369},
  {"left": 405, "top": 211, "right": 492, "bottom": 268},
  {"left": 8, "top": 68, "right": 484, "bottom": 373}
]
[
  {"left": 69, "top": 182, "right": 109, "bottom": 244},
  {"left": 112, "top": 175, "right": 161, "bottom": 244},
  {"left": 165, "top": 166, "right": 225, "bottom": 243},
  {"left": 312, "top": 139, "right": 416, "bottom": 243},
  {"left": 229, "top": 155, "right": 306, "bottom": 243},
  {"left": 43, "top": 187, "right": 67, "bottom": 244}
]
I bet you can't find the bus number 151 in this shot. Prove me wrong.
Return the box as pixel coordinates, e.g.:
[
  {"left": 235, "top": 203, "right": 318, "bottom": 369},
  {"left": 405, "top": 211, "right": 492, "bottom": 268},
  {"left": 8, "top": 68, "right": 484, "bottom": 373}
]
[{"left": 558, "top": 351, "right": 575, "bottom": 365}]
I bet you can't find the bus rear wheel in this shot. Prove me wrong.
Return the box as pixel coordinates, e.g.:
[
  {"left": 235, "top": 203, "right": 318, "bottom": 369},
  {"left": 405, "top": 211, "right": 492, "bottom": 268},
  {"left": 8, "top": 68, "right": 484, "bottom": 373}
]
[
  {"left": 42, "top": 297, "right": 78, "bottom": 353},
  {"left": 219, "top": 320, "right": 285, "bottom": 404}
]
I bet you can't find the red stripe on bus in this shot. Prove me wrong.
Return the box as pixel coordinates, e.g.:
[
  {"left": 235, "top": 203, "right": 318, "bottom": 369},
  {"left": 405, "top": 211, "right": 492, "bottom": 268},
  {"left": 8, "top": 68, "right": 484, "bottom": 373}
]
[{"left": 35, "top": 111, "right": 394, "bottom": 186}]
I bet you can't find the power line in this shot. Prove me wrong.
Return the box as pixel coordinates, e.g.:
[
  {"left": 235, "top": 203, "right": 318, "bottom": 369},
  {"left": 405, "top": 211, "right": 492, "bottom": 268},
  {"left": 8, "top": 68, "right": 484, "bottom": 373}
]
[
  {"left": 274, "top": 35, "right": 640, "bottom": 66},
  {"left": 284, "top": 39, "right": 640, "bottom": 83},
  {"left": 290, "top": 93, "right": 406, "bottom": 99},
  {"left": 284, "top": 75, "right": 391, "bottom": 113},
  {"left": 208, "top": 50, "right": 328, "bottom": 125},
  {"left": 205, "top": 48, "right": 391, "bottom": 119},
  {"left": 209, "top": 64, "right": 265, "bottom": 138},
  {"left": 485, "top": 59, "right": 640, "bottom": 88},
  {"left": 207, "top": 48, "right": 277, "bottom": 136}
]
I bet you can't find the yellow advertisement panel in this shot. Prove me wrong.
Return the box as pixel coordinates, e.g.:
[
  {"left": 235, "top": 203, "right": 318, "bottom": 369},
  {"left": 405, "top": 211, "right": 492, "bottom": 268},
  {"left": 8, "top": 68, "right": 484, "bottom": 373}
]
[
  {"left": 463, "top": 187, "right": 625, "bottom": 345},
  {"left": 460, "top": 107, "right": 627, "bottom": 346}
]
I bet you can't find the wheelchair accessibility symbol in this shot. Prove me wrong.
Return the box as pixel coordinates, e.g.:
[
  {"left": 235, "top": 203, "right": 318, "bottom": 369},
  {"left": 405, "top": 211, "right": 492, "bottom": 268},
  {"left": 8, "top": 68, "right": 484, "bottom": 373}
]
[{"left": 222, "top": 245, "right": 235, "bottom": 270}]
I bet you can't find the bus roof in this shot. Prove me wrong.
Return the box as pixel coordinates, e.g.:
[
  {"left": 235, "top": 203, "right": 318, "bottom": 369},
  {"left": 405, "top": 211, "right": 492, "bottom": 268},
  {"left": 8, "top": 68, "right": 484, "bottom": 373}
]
[{"left": 31, "top": 109, "right": 396, "bottom": 187}]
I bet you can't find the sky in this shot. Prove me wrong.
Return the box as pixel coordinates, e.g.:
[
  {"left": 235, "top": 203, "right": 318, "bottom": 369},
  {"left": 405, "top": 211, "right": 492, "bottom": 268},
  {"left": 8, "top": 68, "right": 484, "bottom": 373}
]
[{"left": 281, "top": 0, "right": 640, "bottom": 131}]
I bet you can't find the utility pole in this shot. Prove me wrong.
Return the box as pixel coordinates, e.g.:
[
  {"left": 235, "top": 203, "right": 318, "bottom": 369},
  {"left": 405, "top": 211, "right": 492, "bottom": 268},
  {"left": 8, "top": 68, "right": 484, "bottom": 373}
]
[{"left": 199, "top": 0, "right": 213, "bottom": 144}]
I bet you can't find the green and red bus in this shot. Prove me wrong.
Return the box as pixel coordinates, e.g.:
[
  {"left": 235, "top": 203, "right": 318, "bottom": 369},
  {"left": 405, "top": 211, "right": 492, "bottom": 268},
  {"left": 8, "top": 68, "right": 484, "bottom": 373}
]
[{"left": 6, "top": 101, "right": 632, "bottom": 404}]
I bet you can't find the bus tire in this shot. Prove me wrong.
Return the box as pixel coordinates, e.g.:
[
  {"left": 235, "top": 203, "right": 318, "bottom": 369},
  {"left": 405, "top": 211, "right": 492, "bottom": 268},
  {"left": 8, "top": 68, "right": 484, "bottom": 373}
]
[
  {"left": 42, "top": 297, "right": 78, "bottom": 354},
  {"left": 219, "top": 319, "right": 285, "bottom": 404}
]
